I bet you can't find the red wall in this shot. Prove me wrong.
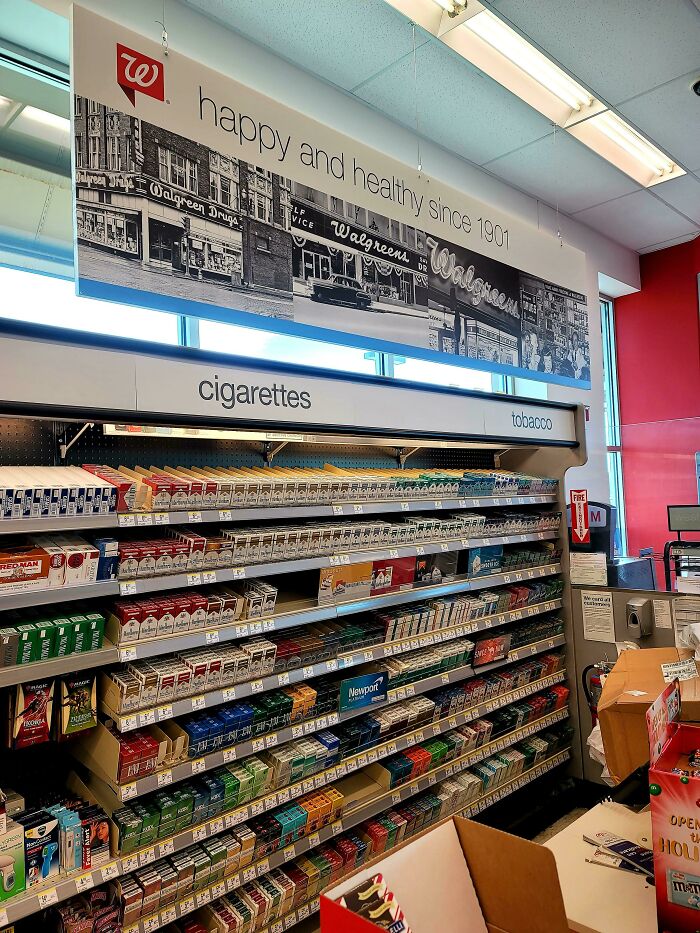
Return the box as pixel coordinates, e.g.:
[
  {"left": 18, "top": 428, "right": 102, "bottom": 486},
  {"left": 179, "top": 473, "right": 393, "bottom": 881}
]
[{"left": 615, "top": 238, "right": 700, "bottom": 567}]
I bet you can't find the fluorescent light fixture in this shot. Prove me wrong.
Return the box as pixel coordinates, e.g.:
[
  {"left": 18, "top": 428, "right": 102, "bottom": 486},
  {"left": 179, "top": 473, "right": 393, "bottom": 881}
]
[
  {"left": 385, "top": 0, "right": 684, "bottom": 186},
  {"left": 594, "top": 110, "right": 675, "bottom": 177},
  {"left": 463, "top": 11, "right": 593, "bottom": 112}
]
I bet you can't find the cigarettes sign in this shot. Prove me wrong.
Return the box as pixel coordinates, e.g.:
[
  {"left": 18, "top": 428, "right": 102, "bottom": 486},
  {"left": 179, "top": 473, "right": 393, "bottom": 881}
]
[{"left": 570, "top": 489, "right": 590, "bottom": 544}]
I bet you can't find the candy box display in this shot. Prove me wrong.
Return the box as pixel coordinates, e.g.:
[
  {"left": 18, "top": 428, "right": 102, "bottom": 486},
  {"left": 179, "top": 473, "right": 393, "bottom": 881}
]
[{"left": 647, "top": 679, "right": 700, "bottom": 932}]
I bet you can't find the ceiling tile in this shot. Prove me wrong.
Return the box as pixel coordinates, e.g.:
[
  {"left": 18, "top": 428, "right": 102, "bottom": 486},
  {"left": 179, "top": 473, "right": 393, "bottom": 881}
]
[
  {"left": 353, "top": 38, "right": 552, "bottom": 166},
  {"left": 617, "top": 75, "right": 700, "bottom": 172},
  {"left": 638, "top": 232, "right": 698, "bottom": 254},
  {"left": 186, "top": 0, "right": 423, "bottom": 91},
  {"left": 652, "top": 173, "right": 700, "bottom": 224},
  {"left": 571, "top": 189, "right": 699, "bottom": 251},
  {"left": 490, "top": 0, "right": 700, "bottom": 104},
  {"left": 484, "top": 129, "right": 641, "bottom": 214}
]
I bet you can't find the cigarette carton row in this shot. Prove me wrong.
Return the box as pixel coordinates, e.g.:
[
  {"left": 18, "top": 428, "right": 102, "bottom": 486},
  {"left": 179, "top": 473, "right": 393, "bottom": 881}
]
[{"left": 0, "top": 466, "right": 120, "bottom": 519}]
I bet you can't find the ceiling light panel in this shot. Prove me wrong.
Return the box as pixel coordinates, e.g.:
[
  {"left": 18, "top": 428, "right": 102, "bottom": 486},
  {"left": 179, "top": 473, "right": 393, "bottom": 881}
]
[{"left": 381, "top": 0, "right": 683, "bottom": 187}]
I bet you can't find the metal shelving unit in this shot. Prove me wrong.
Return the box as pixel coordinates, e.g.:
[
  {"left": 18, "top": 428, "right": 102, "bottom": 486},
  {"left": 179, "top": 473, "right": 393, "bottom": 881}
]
[
  {"left": 98, "top": 634, "right": 566, "bottom": 801},
  {"left": 123, "top": 710, "right": 569, "bottom": 933},
  {"left": 102, "top": 598, "right": 563, "bottom": 729}
]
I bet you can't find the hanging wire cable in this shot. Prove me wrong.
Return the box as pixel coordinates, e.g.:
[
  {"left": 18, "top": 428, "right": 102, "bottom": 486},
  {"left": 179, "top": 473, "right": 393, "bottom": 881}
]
[
  {"left": 553, "top": 122, "right": 562, "bottom": 247},
  {"left": 412, "top": 23, "right": 422, "bottom": 173},
  {"left": 156, "top": 0, "right": 169, "bottom": 55}
]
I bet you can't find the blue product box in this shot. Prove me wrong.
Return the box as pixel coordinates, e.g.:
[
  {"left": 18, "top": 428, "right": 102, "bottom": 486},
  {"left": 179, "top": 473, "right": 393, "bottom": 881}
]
[{"left": 467, "top": 546, "right": 503, "bottom": 578}]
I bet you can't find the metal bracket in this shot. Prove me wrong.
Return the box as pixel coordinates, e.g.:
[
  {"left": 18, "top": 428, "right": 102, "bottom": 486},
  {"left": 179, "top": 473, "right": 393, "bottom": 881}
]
[
  {"left": 396, "top": 446, "right": 420, "bottom": 468},
  {"left": 58, "top": 422, "right": 94, "bottom": 460},
  {"left": 263, "top": 441, "right": 288, "bottom": 466}
]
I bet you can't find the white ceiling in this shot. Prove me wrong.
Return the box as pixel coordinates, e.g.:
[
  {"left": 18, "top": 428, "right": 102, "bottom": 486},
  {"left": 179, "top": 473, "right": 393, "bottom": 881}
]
[{"left": 184, "top": 0, "right": 700, "bottom": 254}]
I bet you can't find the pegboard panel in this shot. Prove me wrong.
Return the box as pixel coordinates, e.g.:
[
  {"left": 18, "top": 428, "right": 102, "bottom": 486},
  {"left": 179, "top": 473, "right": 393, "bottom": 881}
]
[{"left": 0, "top": 418, "right": 495, "bottom": 471}]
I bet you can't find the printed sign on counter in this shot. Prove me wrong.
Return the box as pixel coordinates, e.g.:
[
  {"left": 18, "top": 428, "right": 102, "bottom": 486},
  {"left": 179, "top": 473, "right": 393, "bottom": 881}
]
[{"left": 581, "top": 590, "right": 615, "bottom": 643}]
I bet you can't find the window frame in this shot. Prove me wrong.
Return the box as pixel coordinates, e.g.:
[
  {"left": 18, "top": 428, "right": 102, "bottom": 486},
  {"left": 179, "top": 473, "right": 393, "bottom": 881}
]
[{"left": 600, "top": 295, "right": 628, "bottom": 555}]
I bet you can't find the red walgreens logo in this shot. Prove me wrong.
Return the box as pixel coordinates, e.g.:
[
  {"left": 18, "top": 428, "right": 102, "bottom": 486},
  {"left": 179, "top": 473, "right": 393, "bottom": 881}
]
[{"left": 117, "top": 43, "right": 164, "bottom": 106}]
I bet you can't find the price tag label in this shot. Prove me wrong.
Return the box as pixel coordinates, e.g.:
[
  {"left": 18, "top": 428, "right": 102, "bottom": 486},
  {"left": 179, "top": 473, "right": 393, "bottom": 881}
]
[
  {"left": 272, "top": 922, "right": 285, "bottom": 933},
  {"left": 298, "top": 904, "right": 311, "bottom": 920},
  {"left": 303, "top": 779, "right": 315, "bottom": 794},
  {"left": 243, "top": 865, "right": 257, "bottom": 883},
  {"left": 225, "top": 811, "right": 245, "bottom": 828},
  {"left": 257, "top": 857, "right": 270, "bottom": 875},
  {"left": 250, "top": 621, "right": 263, "bottom": 636},
  {"left": 154, "top": 512, "right": 169, "bottom": 526},
  {"left": 191, "top": 695, "right": 207, "bottom": 711},
  {"left": 329, "top": 555, "right": 339, "bottom": 566},
  {"left": 434, "top": 500, "right": 443, "bottom": 509},
  {"left": 180, "top": 896, "right": 195, "bottom": 914},
  {"left": 325, "top": 659, "right": 338, "bottom": 672},
  {"left": 160, "top": 907, "right": 177, "bottom": 925},
  {"left": 143, "top": 916, "right": 160, "bottom": 933},
  {"left": 208, "top": 817, "right": 224, "bottom": 837},
  {"left": 196, "top": 890, "right": 212, "bottom": 907},
  {"left": 396, "top": 687, "right": 406, "bottom": 701},
  {"left": 389, "top": 548, "right": 400, "bottom": 559},
  {"left": 121, "top": 783, "right": 137, "bottom": 801},
  {"left": 203, "top": 571, "right": 217, "bottom": 586},
  {"left": 367, "top": 749, "right": 378, "bottom": 763},
  {"left": 158, "top": 838, "right": 174, "bottom": 857},
  {"left": 76, "top": 872, "right": 95, "bottom": 892},
  {"left": 302, "top": 665, "right": 315, "bottom": 679},
  {"left": 139, "top": 709, "right": 156, "bottom": 727},
  {"left": 291, "top": 724, "right": 304, "bottom": 739},
  {"left": 383, "top": 645, "right": 393, "bottom": 657},
  {"left": 119, "top": 514, "right": 136, "bottom": 527},
  {"left": 252, "top": 738, "right": 265, "bottom": 753},
  {"left": 458, "top": 499, "right": 467, "bottom": 508},
  {"left": 219, "top": 509, "right": 232, "bottom": 521},
  {"left": 136, "top": 513, "right": 153, "bottom": 526},
  {"left": 120, "top": 580, "right": 137, "bottom": 596},
  {"left": 265, "top": 733, "right": 279, "bottom": 748},
  {"left": 400, "top": 502, "right": 410, "bottom": 512},
  {"left": 308, "top": 832, "right": 321, "bottom": 847},
  {"left": 277, "top": 671, "right": 290, "bottom": 686},
  {"left": 156, "top": 704, "right": 173, "bottom": 722},
  {"left": 223, "top": 747, "right": 237, "bottom": 764},
  {"left": 191, "top": 758, "right": 206, "bottom": 775},
  {"left": 235, "top": 625, "right": 249, "bottom": 638},
  {"left": 188, "top": 511, "right": 202, "bottom": 523},
  {"left": 336, "top": 763, "right": 347, "bottom": 777},
  {"left": 332, "top": 504, "right": 344, "bottom": 515},
  {"left": 139, "top": 848, "right": 155, "bottom": 867},
  {"left": 415, "top": 545, "right": 425, "bottom": 555},
  {"left": 428, "top": 774, "right": 437, "bottom": 786},
  {"left": 121, "top": 715, "right": 138, "bottom": 732},
  {"left": 356, "top": 754, "right": 367, "bottom": 768},
  {"left": 121, "top": 853, "right": 139, "bottom": 873},
  {"left": 211, "top": 881, "right": 226, "bottom": 899},
  {"left": 157, "top": 769, "right": 173, "bottom": 788},
  {"left": 441, "top": 673, "right": 450, "bottom": 684},
  {"left": 503, "top": 574, "right": 511, "bottom": 584},
  {"left": 339, "top": 554, "right": 350, "bottom": 565},
  {"left": 119, "top": 646, "right": 138, "bottom": 662},
  {"left": 353, "top": 504, "right": 364, "bottom": 514},
  {"left": 232, "top": 567, "right": 246, "bottom": 579},
  {"left": 221, "top": 687, "right": 237, "bottom": 703},
  {"left": 251, "top": 680, "right": 265, "bottom": 694},
  {"left": 327, "top": 712, "right": 339, "bottom": 726},
  {"left": 192, "top": 825, "right": 208, "bottom": 843},
  {"left": 187, "top": 572, "right": 202, "bottom": 587}
]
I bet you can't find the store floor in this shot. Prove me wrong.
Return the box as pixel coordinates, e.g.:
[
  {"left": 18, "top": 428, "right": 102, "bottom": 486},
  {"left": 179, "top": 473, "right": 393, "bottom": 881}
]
[{"left": 533, "top": 807, "right": 587, "bottom": 843}]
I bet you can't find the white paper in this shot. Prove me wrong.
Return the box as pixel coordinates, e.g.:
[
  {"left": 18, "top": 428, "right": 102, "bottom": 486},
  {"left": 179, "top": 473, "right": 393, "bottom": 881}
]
[
  {"left": 673, "top": 596, "right": 700, "bottom": 648},
  {"left": 570, "top": 552, "right": 608, "bottom": 586},
  {"left": 661, "top": 658, "right": 698, "bottom": 683},
  {"left": 582, "top": 591, "right": 615, "bottom": 643},
  {"left": 653, "top": 600, "right": 673, "bottom": 630}
]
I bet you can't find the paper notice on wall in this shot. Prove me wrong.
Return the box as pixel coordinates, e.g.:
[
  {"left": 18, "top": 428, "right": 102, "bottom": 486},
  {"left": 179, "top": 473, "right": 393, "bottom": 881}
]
[
  {"left": 582, "top": 590, "right": 615, "bottom": 643},
  {"left": 570, "top": 552, "right": 608, "bottom": 586},
  {"left": 661, "top": 658, "right": 698, "bottom": 684},
  {"left": 653, "top": 600, "right": 673, "bottom": 630},
  {"left": 672, "top": 597, "right": 700, "bottom": 648}
]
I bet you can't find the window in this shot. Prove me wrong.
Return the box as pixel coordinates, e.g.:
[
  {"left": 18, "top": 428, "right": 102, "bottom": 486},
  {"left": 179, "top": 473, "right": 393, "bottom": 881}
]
[
  {"left": 0, "top": 266, "right": 179, "bottom": 344},
  {"left": 158, "top": 147, "right": 198, "bottom": 193},
  {"left": 256, "top": 194, "right": 272, "bottom": 224},
  {"left": 249, "top": 170, "right": 273, "bottom": 224},
  {"left": 88, "top": 99, "right": 100, "bottom": 115},
  {"left": 75, "top": 135, "right": 84, "bottom": 168},
  {"left": 601, "top": 296, "right": 627, "bottom": 555},
  {"left": 389, "top": 354, "right": 501, "bottom": 393},
  {"left": 74, "top": 96, "right": 82, "bottom": 117},
  {"left": 107, "top": 136, "right": 119, "bottom": 171},
  {"left": 255, "top": 235, "right": 270, "bottom": 252},
  {"left": 88, "top": 135, "right": 100, "bottom": 169}
]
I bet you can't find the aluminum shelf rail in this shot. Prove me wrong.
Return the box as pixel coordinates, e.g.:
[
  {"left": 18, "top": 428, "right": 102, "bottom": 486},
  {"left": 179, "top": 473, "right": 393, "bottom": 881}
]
[
  {"left": 104, "top": 634, "right": 565, "bottom": 801},
  {"left": 102, "top": 599, "right": 564, "bottom": 731},
  {"left": 123, "top": 709, "right": 569, "bottom": 933},
  {"left": 0, "top": 668, "right": 566, "bottom": 925},
  {"left": 230, "top": 748, "right": 573, "bottom": 933},
  {"left": 0, "top": 494, "right": 558, "bottom": 535},
  {"left": 0, "top": 531, "right": 558, "bottom": 611},
  {"left": 0, "top": 564, "right": 561, "bottom": 688}
]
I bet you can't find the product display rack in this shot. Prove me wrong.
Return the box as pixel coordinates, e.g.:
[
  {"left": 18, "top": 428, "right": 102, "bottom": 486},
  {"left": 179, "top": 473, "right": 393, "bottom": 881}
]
[
  {"left": 100, "top": 633, "right": 566, "bottom": 801},
  {"left": 213, "top": 749, "right": 573, "bottom": 933},
  {"left": 0, "top": 324, "right": 585, "bottom": 933},
  {"left": 101, "top": 598, "right": 564, "bottom": 729}
]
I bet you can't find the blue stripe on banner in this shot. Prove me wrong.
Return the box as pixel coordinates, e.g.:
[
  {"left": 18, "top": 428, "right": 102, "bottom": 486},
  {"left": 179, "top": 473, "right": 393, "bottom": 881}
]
[{"left": 79, "top": 275, "right": 591, "bottom": 390}]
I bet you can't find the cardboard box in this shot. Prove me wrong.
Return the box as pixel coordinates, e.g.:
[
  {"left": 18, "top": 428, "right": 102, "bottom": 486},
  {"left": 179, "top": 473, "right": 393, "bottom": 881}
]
[
  {"left": 322, "top": 815, "right": 571, "bottom": 932},
  {"left": 318, "top": 563, "right": 372, "bottom": 606},
  {"left": 598, "top": 647, "right": 700, "bottom": 784}
]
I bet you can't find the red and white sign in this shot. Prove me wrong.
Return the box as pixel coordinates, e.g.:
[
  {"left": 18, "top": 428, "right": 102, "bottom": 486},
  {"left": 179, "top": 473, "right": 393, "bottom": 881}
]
[
  {"left": 570, "top": 489, "right": 590, "bottom": 544},
  {"left": 116, "top": 43, "right": 165, "bottom": 106}
]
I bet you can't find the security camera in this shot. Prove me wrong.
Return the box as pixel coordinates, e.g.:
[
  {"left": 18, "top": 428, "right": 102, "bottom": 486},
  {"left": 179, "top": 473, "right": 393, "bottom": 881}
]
[{"left": 693, "top": 78, "right": 700, "bottom": 97}]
